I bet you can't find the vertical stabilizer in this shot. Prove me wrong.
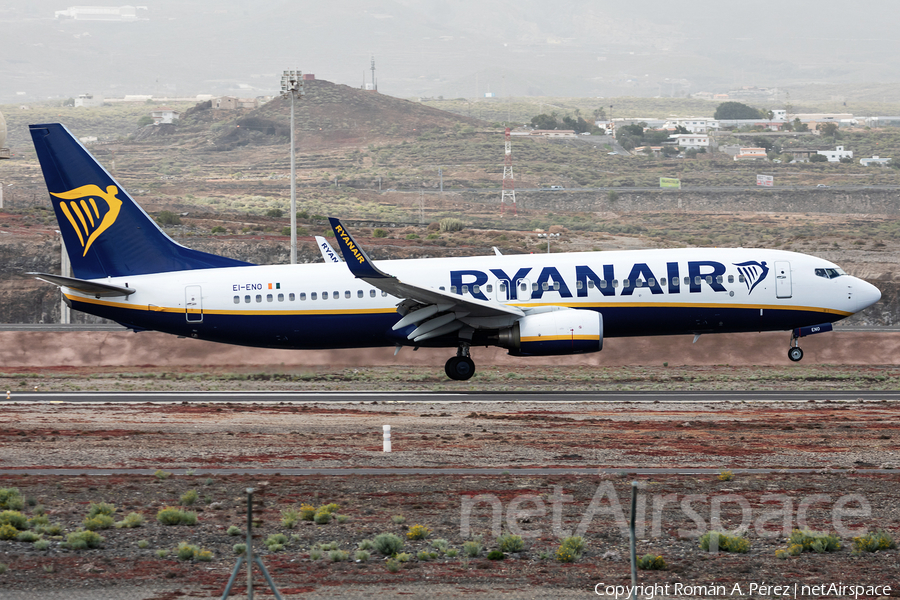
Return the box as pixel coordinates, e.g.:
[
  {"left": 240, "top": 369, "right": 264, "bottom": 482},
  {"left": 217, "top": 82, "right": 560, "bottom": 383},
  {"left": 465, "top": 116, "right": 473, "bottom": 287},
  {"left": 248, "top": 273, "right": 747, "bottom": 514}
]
[{"left": 29, "top": 123, "right": 252, "bottom": 279}]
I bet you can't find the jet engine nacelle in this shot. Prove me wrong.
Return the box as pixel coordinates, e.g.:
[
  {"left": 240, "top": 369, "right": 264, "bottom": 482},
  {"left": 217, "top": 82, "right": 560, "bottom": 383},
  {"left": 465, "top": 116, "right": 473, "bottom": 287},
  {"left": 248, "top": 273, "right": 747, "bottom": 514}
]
[{"left": 498, "top": 309, "right": 603, "bottom": 356}]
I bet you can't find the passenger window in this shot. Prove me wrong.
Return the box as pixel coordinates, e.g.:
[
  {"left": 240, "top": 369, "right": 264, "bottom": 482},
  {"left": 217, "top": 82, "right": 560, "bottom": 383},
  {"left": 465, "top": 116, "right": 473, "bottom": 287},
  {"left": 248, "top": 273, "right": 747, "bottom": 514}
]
[
  {"left": 486, "top": 284, "right": 492, "bottom": 293},
  {"left": 473, "top": 285, "right": 480, "bottom": 294},
  {"left": 439, "top": 286, "right": 445, "bottom": 291},
  {"left": 370, "top": 289, "right": 376, "bottom": 297},
  {"left": 728, "top": 275, "right": 734, "bottom": 284},
  {"left": 521, "top": 283, "right": 528, "bottom": 292},
  {"left": 499, "top": 282, "right": 507, "bottom": 292},
  {"left": 716, "top": 275, "right": 723, "bottom": 284},
  {"left": 244, "top": 295, "right": 251, "bottom": 303},
  {"left": 450, "top": 286, "right": 457, "bottom": 294},
  {"left": 648, "top": 278, "right": 655, "bottom": 287},
  {"left": 684, "top": 276, "right": 690, "bottom": 286},
  {"left": 671, "top": 277, "right": 679, "bottom": 287},
  {"left": 278, "top": 293, "right": 284, "bottom": 302},
  {"left": 706, "top": 276, "right": 713, "bottom": 285},
  {"left": 739, "top": 274, "right": 745, "bottom": 283},
  {"left": 623, "top": 279, "right": 630, "bottom": 288},
  {"left": 694, "top": 276, "right": 701, "bottom": 285},
  {"left": 266, "top": 294, "right": 273, "bottom": 302},
  {"left": 532, "top": 283, "right": 538, "bottom": 291},
  {"left": 613, "top": 280, "right": 619, "bottom": 288},
  {"left": 382, "top": 291, "right": 388, "bottom": 297},
  {"left": 358, "top": 290, "right": 363, "bottom": 298},
  {"left": 233, "top": 296, "right": 240, "bottom": 304},
  {"left": 553, "top": 281, "right": 560, "bottom": 291},
  {"left": 599, "top": 280, "right": 606, "bottom": 289},
  {"left": 576, "top": 280, "right": 584, "bottom": 290},
  {"left": 462, "top": 285, "right": 469, "bottom": 294},
  {"left": 635, "top": 279, "right": 643, "bottom": 288},
  {"left": 345, "top": 290, "right": 351, "bottom": 299},
  {"left": 542, "top": 282, "right": 549, "bottom": 291},
  {"left": 588, "top": 280, "right": 595, "bottom": 289},
  {"left": 333, "top": 291, "right": 339, "bottom": 299},
  {"left": 256, "top": 295, "right": 262, "bottom": 303},
  {"left": 311, "top": 292, "right": 317, "bottom": 300},
  {"left": 322, "top": 292, "right": 329, "bottom": 300}
]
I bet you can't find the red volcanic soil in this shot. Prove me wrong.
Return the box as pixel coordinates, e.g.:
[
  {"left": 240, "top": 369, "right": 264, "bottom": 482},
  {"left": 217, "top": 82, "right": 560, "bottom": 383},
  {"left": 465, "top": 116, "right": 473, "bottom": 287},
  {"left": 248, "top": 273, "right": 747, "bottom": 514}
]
[{"left": 0, "top": 399, "right": 897, "bottom": 597}]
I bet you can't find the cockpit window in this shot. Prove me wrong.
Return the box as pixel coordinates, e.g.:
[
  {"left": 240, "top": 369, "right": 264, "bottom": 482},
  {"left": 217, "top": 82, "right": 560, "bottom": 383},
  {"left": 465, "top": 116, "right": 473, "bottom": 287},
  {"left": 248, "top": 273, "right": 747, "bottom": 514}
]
[{"left": 815, "top": 267, "right": 846, "bottom": 279}]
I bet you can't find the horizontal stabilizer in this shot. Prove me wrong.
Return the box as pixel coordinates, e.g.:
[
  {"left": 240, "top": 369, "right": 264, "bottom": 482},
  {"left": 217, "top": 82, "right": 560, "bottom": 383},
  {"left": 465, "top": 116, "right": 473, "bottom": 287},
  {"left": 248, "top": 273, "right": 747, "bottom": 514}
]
[{"left": 29, "top": 272, "right": 135, "bottom": 297}]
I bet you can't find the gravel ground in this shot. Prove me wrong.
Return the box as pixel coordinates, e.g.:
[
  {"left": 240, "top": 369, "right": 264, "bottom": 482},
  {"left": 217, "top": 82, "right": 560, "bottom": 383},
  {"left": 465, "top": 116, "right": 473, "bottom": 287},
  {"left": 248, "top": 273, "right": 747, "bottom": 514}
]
[{"left": 0, "top": 368, "right": 898, "bottom": 599}]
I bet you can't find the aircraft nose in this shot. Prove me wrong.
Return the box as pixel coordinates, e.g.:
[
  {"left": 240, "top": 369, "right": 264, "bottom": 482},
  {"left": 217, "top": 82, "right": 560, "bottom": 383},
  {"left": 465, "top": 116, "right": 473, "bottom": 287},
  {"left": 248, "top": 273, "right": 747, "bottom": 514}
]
[{"left": 852, "top": 278, "right": 881, "bottom": 312}]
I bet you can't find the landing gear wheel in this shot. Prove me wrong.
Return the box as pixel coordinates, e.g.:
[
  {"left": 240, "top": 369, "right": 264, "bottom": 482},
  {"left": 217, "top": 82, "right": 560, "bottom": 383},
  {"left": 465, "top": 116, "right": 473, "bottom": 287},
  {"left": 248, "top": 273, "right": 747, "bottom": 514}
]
[
  {"left": 788, "top": 347, "right": 804, "bottom": 362},
  {"left": 445, "top": 356, "right": 475, "bottom": 381}
]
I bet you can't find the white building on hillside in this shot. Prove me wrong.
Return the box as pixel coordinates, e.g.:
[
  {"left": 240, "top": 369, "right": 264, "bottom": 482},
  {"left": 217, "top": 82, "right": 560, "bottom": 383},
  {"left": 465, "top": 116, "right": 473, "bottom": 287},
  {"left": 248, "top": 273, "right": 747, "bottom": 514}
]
[
  {"left": 150, "top": 108, "right": 180, "bottom": 124},
  {"left": 665, "top": 118, "right": 719, "bottom": 133},
  {"left": 860, "top": 156, "right": 891, "bottom": 166},
  {"left": 817, "top": 146, "right": 853, "bottom": 162},
  {"left": 670, "top": 134, "right": 710, "bottom": 149},
  {"left": 734, "top": 148, "right": 767, "bottom": 161},
  {"left": 74, "top": 93, "right": 104, "bottom": 108}
]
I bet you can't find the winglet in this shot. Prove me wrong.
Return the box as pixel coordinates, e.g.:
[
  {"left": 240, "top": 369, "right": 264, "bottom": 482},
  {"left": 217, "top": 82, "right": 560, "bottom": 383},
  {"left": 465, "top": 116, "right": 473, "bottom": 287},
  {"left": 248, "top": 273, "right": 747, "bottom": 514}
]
[
  {"left": 314, "top": 235, "right": 342, "bottom": 263},
  {"left": 328, "top": 218, "right": 391, "bottom": 279}
]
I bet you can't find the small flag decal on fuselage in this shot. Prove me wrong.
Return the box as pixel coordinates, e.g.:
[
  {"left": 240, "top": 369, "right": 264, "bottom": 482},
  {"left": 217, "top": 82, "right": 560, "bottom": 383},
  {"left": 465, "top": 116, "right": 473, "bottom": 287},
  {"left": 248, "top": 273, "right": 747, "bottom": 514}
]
[{"left": 268, "top": 283, "right": 281, "bottom": 290}]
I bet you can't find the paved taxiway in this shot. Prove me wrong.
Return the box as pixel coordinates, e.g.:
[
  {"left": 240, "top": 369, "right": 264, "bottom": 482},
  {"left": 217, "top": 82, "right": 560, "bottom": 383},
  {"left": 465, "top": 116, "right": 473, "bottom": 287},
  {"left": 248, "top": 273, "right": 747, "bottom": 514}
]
[{"left": 7, "top": 390, "right": 900, "bottom": 403}]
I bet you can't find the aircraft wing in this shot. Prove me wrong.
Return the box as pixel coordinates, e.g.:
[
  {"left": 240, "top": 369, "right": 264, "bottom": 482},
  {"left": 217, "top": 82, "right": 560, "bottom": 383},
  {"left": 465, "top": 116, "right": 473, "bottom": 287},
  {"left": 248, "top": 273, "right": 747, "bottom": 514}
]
[
  {"left": 29, "top": 272, "right": 135, "bottom": 297},
  {"left": 328, "top": 218, "right": 524, "bottom": 341},
  {"left": 314, "top": 236, "right": 342, "bottom": 263}
]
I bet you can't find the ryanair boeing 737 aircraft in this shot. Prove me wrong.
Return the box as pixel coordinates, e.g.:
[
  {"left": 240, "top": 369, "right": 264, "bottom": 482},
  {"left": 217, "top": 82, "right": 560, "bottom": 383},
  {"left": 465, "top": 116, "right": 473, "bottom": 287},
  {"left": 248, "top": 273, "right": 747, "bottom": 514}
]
[{"left": 29, "top": 123, "right": 881, "bottom": 380}]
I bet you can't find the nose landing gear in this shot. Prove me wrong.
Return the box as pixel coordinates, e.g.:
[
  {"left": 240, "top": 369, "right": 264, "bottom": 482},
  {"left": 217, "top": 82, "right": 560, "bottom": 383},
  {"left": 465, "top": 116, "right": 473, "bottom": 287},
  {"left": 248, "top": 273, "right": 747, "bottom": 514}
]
[{"left": 445, "top": 344, "right": 476, "bottom": 381}]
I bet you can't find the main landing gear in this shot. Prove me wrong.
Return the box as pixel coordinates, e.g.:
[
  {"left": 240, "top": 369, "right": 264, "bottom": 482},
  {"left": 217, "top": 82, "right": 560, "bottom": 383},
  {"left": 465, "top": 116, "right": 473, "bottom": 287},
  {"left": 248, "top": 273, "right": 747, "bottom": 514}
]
[
  {"left": 445, "top": 344, "right": 476, "bottom": 381},
  {"left": 788, "top": 333, "right": 804, "bottom": 362}
]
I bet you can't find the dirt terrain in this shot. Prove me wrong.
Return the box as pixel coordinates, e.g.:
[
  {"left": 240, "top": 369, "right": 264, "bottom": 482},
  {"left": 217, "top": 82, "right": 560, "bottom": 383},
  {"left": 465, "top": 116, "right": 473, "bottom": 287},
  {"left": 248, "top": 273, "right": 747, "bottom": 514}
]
[{"left": 0, "top": 381, "right": 898, "bottom": 599}]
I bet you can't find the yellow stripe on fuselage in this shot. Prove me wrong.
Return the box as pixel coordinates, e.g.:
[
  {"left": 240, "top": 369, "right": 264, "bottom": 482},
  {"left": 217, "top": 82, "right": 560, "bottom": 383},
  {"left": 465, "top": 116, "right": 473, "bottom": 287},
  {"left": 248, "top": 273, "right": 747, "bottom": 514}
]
[
  {"left": 64, "top": 294, "right": 398, "bottom": 316},
  {"left": 64, "top": 294, "right": 852, "bottom": 319}
]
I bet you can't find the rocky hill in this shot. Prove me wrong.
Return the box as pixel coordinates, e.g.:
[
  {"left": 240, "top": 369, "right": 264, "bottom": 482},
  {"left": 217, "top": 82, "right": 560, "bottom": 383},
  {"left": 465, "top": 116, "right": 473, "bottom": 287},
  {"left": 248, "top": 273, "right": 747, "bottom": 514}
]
[{"left": 135, "top": 79, "right": 487, "bottom": 152}]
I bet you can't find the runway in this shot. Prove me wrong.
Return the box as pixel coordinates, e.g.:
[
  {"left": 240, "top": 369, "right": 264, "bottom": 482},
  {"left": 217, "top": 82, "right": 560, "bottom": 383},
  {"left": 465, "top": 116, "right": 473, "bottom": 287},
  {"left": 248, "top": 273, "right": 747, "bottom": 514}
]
[
  {"left": 3, "top": 466, "right": 898, "bottom": 476},
  {"left": 7, "top": 390, "right": 900, "bottom": 403}
]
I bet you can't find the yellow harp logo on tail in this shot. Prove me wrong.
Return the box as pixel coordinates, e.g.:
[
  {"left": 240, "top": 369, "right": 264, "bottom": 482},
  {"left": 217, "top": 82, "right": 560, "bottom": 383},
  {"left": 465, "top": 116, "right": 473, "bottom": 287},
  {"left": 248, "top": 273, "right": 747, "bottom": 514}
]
[{"left": 50, "top": 185, "right": 123, "bottom": 257}]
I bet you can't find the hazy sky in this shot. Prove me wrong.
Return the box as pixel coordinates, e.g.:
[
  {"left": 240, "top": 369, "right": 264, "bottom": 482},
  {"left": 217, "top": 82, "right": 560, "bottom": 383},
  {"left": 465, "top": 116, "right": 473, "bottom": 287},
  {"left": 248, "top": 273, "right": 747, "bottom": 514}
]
[{"left": 3, "top": 0, "right": 900, "bottom": 102}]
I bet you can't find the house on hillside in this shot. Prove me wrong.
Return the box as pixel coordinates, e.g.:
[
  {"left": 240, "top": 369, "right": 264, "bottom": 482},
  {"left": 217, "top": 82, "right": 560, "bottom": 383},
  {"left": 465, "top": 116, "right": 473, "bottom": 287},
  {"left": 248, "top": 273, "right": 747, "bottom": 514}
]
[
  {"left": 665, "top": 118, "right": 719, "bottom": 133},
  {"left": 670, "top": 134, "right": 710, "bottom": 149},
  {"left": 150, "top": 108, "right": 180, "bottom": 124},
  {"left": 74, "top": 93, "right": 104, "bottom": 108},
  {"left": 634, "top": 146, "right": 664, "bottom": 157},
  {"left": 213, "top": 96, "right": 259, "bottom": 110},
  {"left": 817, "top": 146, "right": 853, "bottom": 162},
  {"left": 733, "top": 148, "right": 767, "bottom": 161},
  {"left": 781, "top": 148, "right": 821, "bottom": 162},
  {"left": 528, "top": 130, "right": 577, "bottom": 138}
]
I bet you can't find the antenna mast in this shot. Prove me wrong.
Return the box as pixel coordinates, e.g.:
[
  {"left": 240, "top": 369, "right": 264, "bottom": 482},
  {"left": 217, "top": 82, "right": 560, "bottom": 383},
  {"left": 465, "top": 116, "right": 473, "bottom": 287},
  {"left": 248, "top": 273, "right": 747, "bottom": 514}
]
[{"left": 501, "top": 127, "right": 516, "bottom": 216}]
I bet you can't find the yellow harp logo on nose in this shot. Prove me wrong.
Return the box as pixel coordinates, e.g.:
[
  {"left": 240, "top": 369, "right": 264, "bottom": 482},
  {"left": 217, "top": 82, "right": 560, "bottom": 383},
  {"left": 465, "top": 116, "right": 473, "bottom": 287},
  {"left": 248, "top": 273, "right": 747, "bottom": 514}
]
[{"left": 50, "top": 185, "right": 123, "bottom": 257}]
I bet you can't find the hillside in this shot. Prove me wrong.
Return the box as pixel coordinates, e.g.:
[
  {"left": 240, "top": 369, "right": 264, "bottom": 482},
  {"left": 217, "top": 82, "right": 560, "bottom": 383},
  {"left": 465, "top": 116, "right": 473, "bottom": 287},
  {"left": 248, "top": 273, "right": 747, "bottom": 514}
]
[
  {"left": 142, "top": 79, "right": 488, "bottom": 152},
  {"left": 1, "top": 92, "right": 898, "bottom": 327}
]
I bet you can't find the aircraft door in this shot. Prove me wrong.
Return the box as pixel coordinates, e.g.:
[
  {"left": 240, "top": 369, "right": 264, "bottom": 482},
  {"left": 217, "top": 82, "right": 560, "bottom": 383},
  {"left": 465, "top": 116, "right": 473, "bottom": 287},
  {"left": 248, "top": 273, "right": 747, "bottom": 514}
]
[
  {"left": 496, "top": 279, "right": 511, "bottom": 302},
  {"left": 516, "top": 278, "right": 532, "bottom": 302},
  {"left": 185, "top": 285, "right": 203, "bottom": 322},
  {"left": 775, "top": 261, "right": 792, "bottom": 298}
]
